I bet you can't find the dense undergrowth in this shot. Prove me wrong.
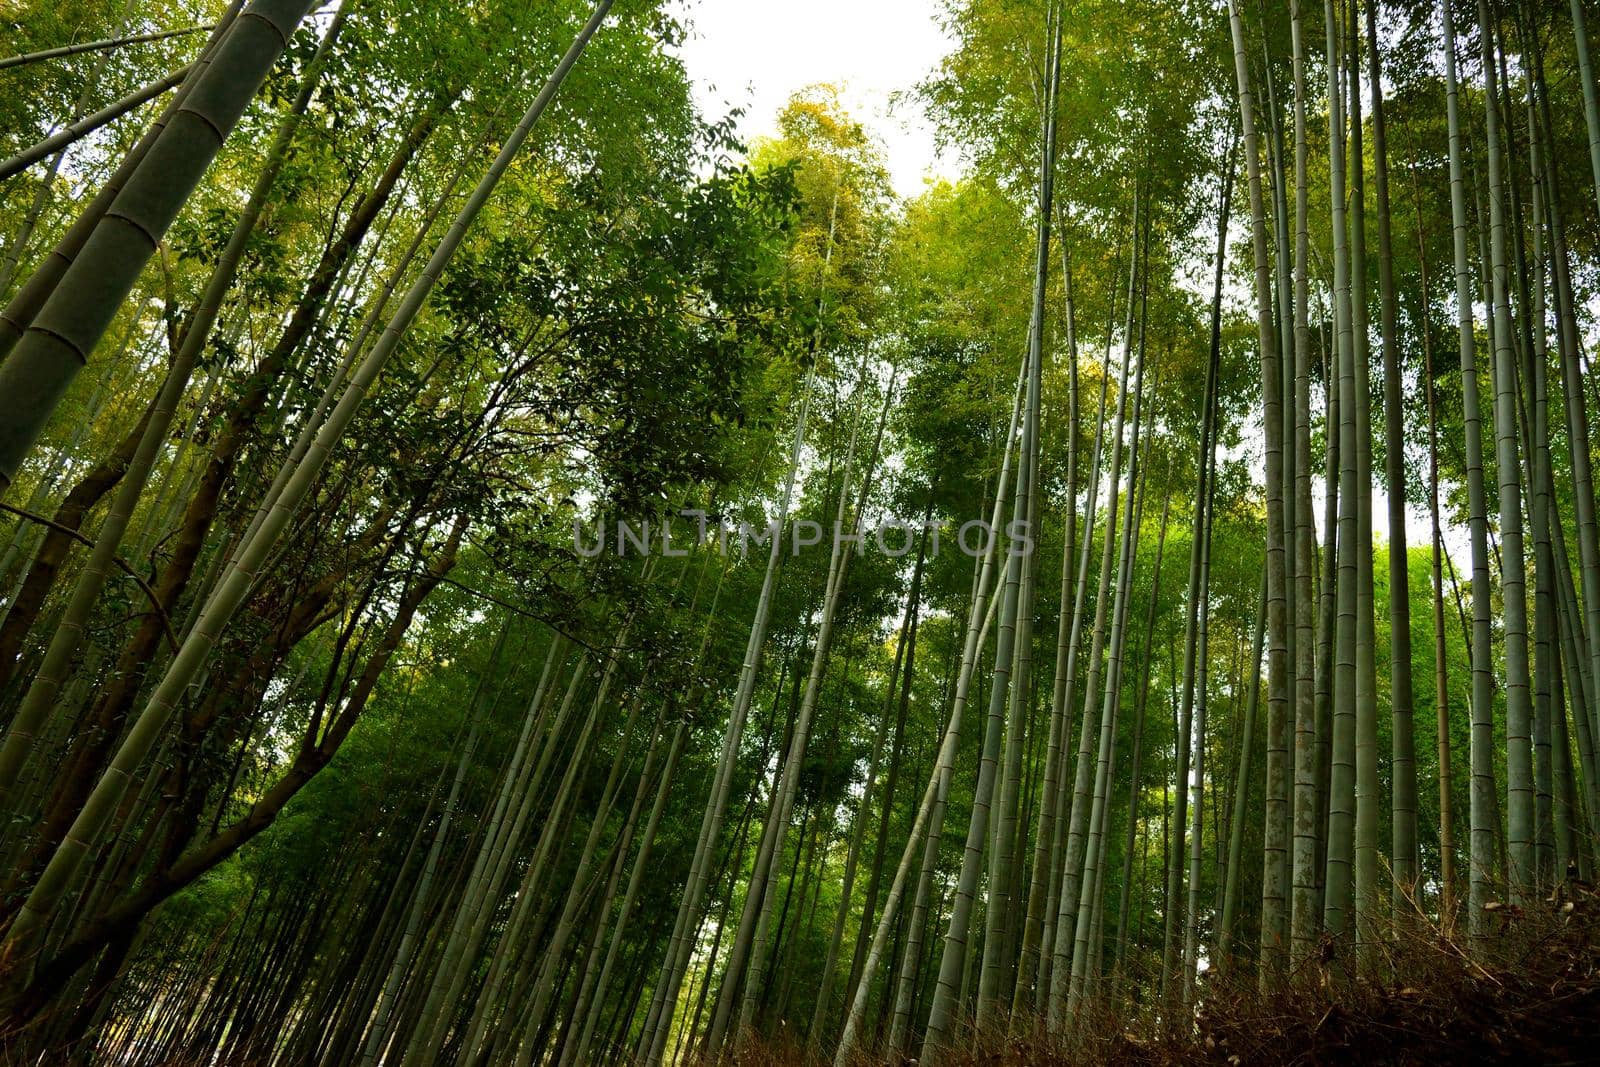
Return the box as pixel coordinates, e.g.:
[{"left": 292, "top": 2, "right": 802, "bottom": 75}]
[{"left": 722, "top": 892, "right": 1600, "bottom": 1066}]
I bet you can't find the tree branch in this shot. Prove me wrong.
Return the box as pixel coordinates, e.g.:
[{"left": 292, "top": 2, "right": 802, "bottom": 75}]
[{"left": 0, "top": 503, "right": 179, "bottom": 653}]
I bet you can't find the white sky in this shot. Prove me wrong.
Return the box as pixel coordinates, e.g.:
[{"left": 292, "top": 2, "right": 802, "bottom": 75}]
[{"left": 669, "top": 0, "right": 955, "bottom": 196}]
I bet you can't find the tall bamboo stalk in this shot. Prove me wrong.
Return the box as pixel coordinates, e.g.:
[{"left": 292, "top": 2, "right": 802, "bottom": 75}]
[
  {"left": 0, "top": 0, "right": 319, "bottom": 490},
  {"left": 1477, "top": 0, "right": 1534, "bottom": 906},
  {"left": 1227, "top": 0, "right": 1291, "bottom": 986},
  {"left": 1439, "top": 0, "right": 1498, "bottom": 948}
]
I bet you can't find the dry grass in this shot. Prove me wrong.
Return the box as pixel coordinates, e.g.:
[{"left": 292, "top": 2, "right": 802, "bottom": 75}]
[{"left": 724, "top": 884, "right": 1600, "bottom": 1066}]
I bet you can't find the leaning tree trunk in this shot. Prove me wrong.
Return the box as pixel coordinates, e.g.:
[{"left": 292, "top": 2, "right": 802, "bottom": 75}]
[
  {"left": 834, "top": 607, "right": 979, "bottom": 1067},
  {"left": 1572, "top": 0, "right": 1600, "bottom": 223},
  {"left": 984, "top": 5, "right": 1059, "bottom": 1018},
  {"left": 716, "top": 383, "right": 892, "bottom": 1053},
  {"left": 0, "top": 3, "right": 245, "bottom": 357},
  {"left": 921, "top": 358, "right": 1029, "bottom": 1059},
  {"left": 0, "top": 64, "right": 195, "bottom": 183},
  {"left": 0, "top": 25, "right": 209, "bottom": 72},
  {"left": 886, "top": 451, "right": 1014, "bottom": 1055},
  {"left": 0, "top": 0, "right": 616, "bottom": 965},
  {"left": 638, "top": 180, "right": 841, "bottom": 1067},
  {"left": 812, "top": 518, "right": 929, "bottom": 1044},
  {"left": 1069, "top": 317, "right": 1149, "bottom": 1012},
  {"left": 0, "top": 1, "right": 347, "bottom": 812},
  {"left": 1037, "top": 310, "right": 1114, "bottom": 1026},
  {"left": 0, "top": 0, "right": 317, "bottom": 491},
  {"left": 1048, "top": 189, "right": 1140, "bottom": 1026}
]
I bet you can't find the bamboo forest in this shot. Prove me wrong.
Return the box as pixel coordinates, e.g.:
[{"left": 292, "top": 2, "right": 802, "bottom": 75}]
[{"left": 4, "top": 0, "right": 1600, "bottom": 1062}]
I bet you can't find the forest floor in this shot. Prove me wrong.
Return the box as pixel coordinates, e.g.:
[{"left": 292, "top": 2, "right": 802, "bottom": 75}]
[{"left": 733, "top": 890, "right": 1600, "bottom": 1066}]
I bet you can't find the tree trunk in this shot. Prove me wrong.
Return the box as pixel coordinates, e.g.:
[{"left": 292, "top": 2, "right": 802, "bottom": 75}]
[
  {"left": 0, "top": 0, "right": 318, "bottom": 489},
  {"left": 1439, "top": 0, "right": 1499, "bottom": 949},
  {"left": 0, "top": 1, "right": 346, "bottom": 812},
  {"left": 1364, "top": 0, "right": 1417, "bottom": 906},
  {"left": 1227, "top": 0, "right": 1291, "bottom": 987},
  {"left": 1477, "top": 0, "right": 1534, "bottom": 906}
]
